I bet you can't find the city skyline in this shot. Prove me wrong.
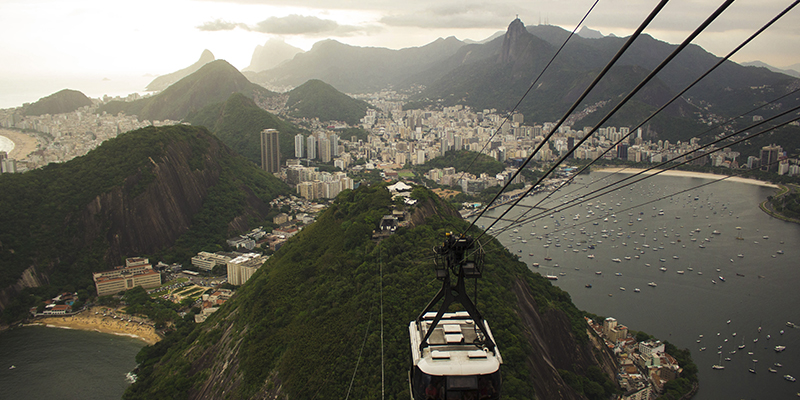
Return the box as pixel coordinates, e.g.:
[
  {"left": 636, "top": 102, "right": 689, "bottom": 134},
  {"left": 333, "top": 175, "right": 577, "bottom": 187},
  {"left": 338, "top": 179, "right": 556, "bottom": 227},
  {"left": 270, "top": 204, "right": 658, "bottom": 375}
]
[{"left": 1, "top": 0, "right": 799, "bottom": 109}]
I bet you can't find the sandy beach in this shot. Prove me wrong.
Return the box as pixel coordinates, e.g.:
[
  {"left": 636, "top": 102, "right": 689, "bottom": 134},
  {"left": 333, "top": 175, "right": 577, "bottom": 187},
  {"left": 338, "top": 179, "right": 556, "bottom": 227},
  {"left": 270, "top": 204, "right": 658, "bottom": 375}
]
[
  {"left": 594, "top": 167, "right": 779, "bottom": 189},
  {"left": 32, "top": 306, "right": 161, "bottom": 345},
  {"left": 0, "top": 128, "right": 40, "bottom": 159}
]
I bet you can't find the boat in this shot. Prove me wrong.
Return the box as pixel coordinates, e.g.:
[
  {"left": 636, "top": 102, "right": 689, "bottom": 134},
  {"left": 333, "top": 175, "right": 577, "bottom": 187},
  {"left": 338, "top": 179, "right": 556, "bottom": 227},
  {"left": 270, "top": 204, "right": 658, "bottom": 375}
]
[
  {"left": 531, "top": 262, "right": 540, "bottom": 268},
  {"left": 648, "top": 282, "right": 657, "bottom": 287},
  {"left": 775, "top": 345, "right": 787, "bottom": 352},
  {"left": 619, "top": 287, "right": 625, "bottom": 291},
  {"left": 677, "top": 270, "right": 684, "bottom": 274},
  {"left": 585, "top": 284, "right": 592, "bottom": 288},
  {"left": 784, "top": 375, "right": 796, "bottom": 382},
  {"left": 596, "top": 271, "right": 602, "bottom": 275},
  {"left": 769, "top": 368, "right": 778, "bottom": 373},
  {"left": 634, "top": 288, "right": 640, "bottom": 292},
  {"left": 612, "top": 258, "right": 621, "bottom": 263},
  {"left": 8, "top": 365, "right": 15, "bottom": 370},
  {"left": 719, "top": 276, "right": 725, "bottom": 282},
  {"left": 712, "top": 353, "right": 725, "bottom": 370},
  {"left": 660, "top": 267, "right": 667, "bottom": 272},
  {"left": 546, "top": 275, "right": 558, "bottom": 280}
]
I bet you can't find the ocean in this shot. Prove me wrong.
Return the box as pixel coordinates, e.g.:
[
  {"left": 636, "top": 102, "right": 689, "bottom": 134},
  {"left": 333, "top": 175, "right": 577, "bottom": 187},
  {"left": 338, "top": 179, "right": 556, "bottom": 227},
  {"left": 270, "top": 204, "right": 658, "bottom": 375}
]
[
  {"left": 479, "top": 171, "right": 800, "bottom": 399},
  {"left": 0, "top": 325, "right": 143, "bottom": 399},
  {"left": 0, "top": 135, "right": 13, "bottom": 154},
  {"left": 0, "top": 74, "right": 152, "bottom": 110}
]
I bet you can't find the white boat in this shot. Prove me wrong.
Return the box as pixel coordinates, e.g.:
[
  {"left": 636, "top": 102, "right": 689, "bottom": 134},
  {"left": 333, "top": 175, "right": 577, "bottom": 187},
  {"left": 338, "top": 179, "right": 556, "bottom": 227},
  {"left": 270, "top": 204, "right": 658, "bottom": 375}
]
[
  {"left": 634, "top": 288, "right": 640, "bottom": 292},
  {"left": 784, "top": 375, "right": 796, "bottom": 382},
  {"left": 648, "top": 282, "right": 657, "bottom": 287},
  {"left": 546, "top": 275, "right": 558, "bottom": 280},
  {"left": 775, "top": 345, "right": 787, "bottom": 352},
  {"left": 677, "top": 270, "right": 684, "bottom": 274}
]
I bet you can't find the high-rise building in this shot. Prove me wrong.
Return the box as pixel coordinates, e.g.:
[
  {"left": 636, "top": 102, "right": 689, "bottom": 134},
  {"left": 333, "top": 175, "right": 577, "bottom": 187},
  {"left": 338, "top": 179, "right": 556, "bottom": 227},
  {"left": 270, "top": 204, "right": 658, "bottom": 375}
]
[
  {"left": 306, "top": 135, "right": 317, "bottom": 160},
  {"left": 760, "top": 144, "right": 782, "bottom": 173},
  {"left": 260, "top": 129, "right": 280, "bottom": 173},
  {"left": 319, "top": 137, "right": 332, "bottom": 162},
  {"left": 330, "top": 134, "right": 339, "bottom": 157},
  {"left": 294, "top": 133, "right": 304, "bottom": 158}
]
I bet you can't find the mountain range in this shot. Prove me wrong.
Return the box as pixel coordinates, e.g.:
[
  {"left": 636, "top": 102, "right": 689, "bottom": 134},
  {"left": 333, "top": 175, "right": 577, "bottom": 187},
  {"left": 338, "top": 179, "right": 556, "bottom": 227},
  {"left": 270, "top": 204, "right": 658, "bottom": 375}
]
[
  {"left": 100, "top": 60, "right": 277, "bottom": 122},
  {"left": 146, "top": 50, "right": 216, "bottom": 92},
  {"left": 239, "top": 18, "right": 799, "bottom": 142}
]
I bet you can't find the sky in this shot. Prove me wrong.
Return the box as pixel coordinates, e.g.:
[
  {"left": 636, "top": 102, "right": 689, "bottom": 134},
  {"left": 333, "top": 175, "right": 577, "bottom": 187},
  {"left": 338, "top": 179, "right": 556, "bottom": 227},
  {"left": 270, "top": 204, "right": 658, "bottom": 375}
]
[{"left": 1, "top": 0, "right": 799, "bottom": 108}]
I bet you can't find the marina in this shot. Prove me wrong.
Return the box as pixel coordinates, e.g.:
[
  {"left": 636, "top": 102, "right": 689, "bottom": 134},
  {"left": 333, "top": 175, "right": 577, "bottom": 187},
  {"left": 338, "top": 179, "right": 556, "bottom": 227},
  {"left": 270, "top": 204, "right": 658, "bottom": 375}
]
[{"left": 479, "top": 171, "right": 800, "bottom": 399}]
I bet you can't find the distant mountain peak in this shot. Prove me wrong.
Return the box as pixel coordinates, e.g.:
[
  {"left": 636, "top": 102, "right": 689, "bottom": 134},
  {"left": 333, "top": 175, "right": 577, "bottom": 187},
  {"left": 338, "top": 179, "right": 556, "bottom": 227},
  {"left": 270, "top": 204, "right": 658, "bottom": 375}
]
[
  {"left": 578, "top": 26, "right": 604, "bottom": 39},
  {"left": 145, "top": 50, "right": 216, "bottom": 92},
  {"left": 500, "top": 18, "right": 531, "bottom": 63},
  {"left": 243, "top": 39, "right": 304, "bottom": 73}
]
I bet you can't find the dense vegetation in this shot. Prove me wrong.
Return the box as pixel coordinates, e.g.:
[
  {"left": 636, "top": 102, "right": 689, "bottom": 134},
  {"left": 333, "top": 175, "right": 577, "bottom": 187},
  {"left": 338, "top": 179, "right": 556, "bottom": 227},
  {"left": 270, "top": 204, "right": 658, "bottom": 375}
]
[
  {"left": 185, "top": 93, "right": 305, "bottom": 166},
  {"left": 0, "top": 125, "right": 289, "bottom": 323},
  {"left": 23, "top": 88, "right": 92, "bottom": 116},
  {"left": 284, "top": 79, "right": 373, "bottom": 125},
  {"left": 414, "top": 150, "right": 506, "bottom": 177},
  {"left": 769, "top": 185, "right": 800, "bottom": 220},
  {"left": 656, "top": 342, "right": 699, "bottom": 400},
  {"left": 125, "top": 183, "right": 603, "bottom": 399},
  {"left": 99, "top": 60, "right": 276, "bottom": 122}
]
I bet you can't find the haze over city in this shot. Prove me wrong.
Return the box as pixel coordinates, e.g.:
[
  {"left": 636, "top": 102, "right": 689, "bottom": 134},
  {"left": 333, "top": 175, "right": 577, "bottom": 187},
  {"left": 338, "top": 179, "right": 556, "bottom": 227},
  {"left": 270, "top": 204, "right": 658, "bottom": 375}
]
[{"left": 1, "top": 0, "right": 799, "bottom": 108}]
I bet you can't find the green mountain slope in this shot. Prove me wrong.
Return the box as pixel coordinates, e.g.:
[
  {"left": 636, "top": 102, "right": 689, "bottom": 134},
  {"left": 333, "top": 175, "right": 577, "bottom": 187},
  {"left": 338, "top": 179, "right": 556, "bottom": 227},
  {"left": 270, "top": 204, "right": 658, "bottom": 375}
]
[
  {"left": 285, "top": 79, "right": 373, "bottom": 125},
  {"left": 99, "top": 60, "right": 276, "bottom": 122},
  {"left": 23, "top": 89, "right": 93, "bottom": 116},
  {"left": 0, "top": 125, "right": 289, "bottom": 321},
  {"left": 185, "top": 93, "right": 304, "bottom": 165},
  {"left": 124, "top": 183, "right": 618, "bottom": 400}
]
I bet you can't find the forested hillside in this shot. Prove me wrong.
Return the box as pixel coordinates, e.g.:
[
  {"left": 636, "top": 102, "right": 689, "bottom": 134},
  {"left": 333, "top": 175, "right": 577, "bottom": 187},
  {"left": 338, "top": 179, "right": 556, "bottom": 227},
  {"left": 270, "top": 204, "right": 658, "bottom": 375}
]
[
  {"left": 124, "top": 183, "right": 617, "bottom": 400},
  {"left": 0, "top": 125, "right": 289, "bottom": 322}
]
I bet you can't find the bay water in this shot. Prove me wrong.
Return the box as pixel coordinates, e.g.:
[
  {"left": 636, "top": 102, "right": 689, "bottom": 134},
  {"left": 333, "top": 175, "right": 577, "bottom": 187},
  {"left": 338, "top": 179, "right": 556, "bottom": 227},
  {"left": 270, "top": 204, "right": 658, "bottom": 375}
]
[
  {"left": 480, "top": 171, "right": 800, "bottom": 399},
  {"left": 0, "top": 325, "right": 143, "bottom": 399}
]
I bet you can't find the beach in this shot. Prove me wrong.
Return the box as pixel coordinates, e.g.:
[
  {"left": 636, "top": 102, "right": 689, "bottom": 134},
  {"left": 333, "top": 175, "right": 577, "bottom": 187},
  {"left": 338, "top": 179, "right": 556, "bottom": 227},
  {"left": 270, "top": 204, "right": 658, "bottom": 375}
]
[
  {"left": 594, "top": 167, "right": 779, "bottom": 188},
  {"left": 0, "top": 129, "right": 39, "bottom": 159},
  {"left": 30, "top": 307, "right": 161, "bottom": 345}
]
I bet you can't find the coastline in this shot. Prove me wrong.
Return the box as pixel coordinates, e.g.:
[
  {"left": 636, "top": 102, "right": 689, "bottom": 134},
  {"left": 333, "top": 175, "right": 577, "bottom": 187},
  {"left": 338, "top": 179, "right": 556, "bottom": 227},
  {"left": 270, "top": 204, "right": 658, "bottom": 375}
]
[
  {"left": 593, "top": 167, "right": 779, "bottom": 189},
  {"left": 0, "top": 128, "right": 39, "bottom": 159},
  {"left": 26, "top": 306, "right": 161, "bottom": 345}
]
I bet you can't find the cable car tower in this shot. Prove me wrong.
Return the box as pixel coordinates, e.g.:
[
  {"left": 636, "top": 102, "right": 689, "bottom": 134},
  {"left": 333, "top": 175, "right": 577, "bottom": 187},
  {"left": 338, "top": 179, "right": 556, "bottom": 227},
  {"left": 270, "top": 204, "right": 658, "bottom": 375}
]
[{"left": 409, "top": 233, "right": 502, "bottom": 399}]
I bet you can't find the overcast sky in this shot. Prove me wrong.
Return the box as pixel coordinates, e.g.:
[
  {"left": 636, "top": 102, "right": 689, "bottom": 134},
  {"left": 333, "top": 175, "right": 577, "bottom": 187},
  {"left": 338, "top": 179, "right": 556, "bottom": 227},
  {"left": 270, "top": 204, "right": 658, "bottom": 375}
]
[{"left": 1, "top": 0, "right": 798, "bottom": 107}]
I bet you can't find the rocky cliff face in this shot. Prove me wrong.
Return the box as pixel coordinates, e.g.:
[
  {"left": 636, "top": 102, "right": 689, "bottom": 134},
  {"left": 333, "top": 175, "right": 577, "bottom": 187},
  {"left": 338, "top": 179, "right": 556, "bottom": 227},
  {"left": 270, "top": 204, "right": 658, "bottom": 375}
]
[
  {"left": 78, "top": 139, "right": 222, "bottom": 264},
  {"left": 511, "top": 279, "right": 617, "bottom": 399}
]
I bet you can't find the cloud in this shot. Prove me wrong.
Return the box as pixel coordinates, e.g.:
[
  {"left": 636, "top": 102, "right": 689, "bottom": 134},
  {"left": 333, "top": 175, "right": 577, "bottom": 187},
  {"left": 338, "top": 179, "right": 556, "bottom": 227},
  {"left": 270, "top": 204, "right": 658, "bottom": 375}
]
[
  {"left": 253, "top": 14, "right": 339, "bottom": 34},
  {"left": 197, "top": 14, "right": 379, "bottom": 36},
  {"left": 196, "top": 19, "right": 246, "bottom": 32},
  {"left": 380, "top": 2, "right": 526, "bottom": 29}
]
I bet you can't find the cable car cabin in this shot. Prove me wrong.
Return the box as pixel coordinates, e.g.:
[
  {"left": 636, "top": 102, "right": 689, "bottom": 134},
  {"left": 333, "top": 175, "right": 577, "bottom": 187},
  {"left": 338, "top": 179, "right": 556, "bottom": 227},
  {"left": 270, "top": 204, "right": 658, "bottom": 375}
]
[{"left": 409, "top": 311, "right": 502, "bottom": 399}]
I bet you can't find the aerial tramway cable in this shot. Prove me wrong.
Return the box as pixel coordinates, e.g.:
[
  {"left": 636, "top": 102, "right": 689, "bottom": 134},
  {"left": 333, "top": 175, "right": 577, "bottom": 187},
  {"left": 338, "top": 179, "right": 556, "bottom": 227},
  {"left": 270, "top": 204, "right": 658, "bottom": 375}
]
[
  {"left": 451, "top": 0, "right": 600, "bottom": 190},
  {"left": 489, "top": 110, "right": 800, "bottom": 235},
  {"left": 470, "top": 0, "right": 732, "bottom": 242},
  {"left": 497, "top": 0, "right": 800, "bottom": 231}
]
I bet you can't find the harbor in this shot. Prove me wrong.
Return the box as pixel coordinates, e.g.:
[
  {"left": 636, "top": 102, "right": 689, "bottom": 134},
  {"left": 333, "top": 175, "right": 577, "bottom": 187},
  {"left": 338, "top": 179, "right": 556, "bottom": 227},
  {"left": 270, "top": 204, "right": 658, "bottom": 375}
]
[{"left": 479, "top": 170, "right": 800, "bottom": 399}]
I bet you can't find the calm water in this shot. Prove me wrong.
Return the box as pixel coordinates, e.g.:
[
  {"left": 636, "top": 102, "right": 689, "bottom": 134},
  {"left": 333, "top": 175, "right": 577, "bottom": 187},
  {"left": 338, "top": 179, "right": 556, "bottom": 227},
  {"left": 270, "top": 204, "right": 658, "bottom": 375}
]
[
  {"left": 480, "top": 171, "right": 800, "bottom": 399},
  {"left": 0, "top": 325, "right": 143, "bottom": 399}
]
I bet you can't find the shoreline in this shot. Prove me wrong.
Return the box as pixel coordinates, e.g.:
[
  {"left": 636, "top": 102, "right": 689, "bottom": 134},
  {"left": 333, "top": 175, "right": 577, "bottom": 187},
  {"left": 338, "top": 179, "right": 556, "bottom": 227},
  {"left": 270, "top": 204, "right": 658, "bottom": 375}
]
[
  {"left": 0, "top": 128, "right": 40, "bottom": 159},
  {"left": 26, "top": 306, "right": 161, "bottom": 345},
  {"left": 593, "top": 167, "right": 779, "bottom": 189}
]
